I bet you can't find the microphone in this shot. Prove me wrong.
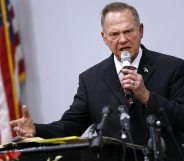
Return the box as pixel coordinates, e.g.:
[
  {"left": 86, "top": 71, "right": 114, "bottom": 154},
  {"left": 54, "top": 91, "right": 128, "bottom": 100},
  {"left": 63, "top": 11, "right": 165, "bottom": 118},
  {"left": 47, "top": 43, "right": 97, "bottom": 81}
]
[
  {"left": 120, "top": 51, "right": 133, "bottom": 105},
  {"left": 97, "top": 106, "right": 112, "bottom": 132},
  {"left": 158, "top": 107, "right": 184, "bottom": 160},
  {"left": 121, "top": 51, "right": 131, "bottom": 69},
  {"left": 118, "top": 105, "right": 139, "bottom": 161},
  {"left": 90, "top": 106, "right": 112, "bottom": 151},
  {"left": 118, "top": 105, "right": 130, "bottom": 139},
  {"left": 146, "top": 115, "right": 165, "bottom": 161}
]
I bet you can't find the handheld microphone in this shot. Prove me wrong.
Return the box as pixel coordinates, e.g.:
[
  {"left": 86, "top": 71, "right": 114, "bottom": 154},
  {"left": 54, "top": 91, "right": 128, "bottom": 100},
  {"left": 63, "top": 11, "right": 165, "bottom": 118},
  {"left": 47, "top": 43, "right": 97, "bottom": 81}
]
[
  {"left": 121, "top": 51, "right": 131, "bottom": 69},
  {"left": 121, "top": 51, "right": 133, "bottom": 105}
]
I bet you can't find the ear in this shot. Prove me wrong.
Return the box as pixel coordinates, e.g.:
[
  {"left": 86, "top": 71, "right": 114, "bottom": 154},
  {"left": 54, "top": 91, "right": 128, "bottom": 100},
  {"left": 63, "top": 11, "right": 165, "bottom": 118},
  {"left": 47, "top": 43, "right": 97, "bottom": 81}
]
[
  {"left": 139, "top": 23, "right": 144, "bottom": 39},
  {"left": 101, "top": 32, "right": 108, "bottom": 45}
]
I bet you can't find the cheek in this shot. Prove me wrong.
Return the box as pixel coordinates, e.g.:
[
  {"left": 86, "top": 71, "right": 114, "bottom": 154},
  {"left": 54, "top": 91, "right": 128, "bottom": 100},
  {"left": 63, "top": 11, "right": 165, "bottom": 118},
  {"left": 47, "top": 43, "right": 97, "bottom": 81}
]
[
  {"left": 130, "top": 36, "right": 139, "bottom": 44},
  {"left": 129, "top": 36, "right": 141, "bottom": 50},
  {"left": 105, "top": 39, "right": 114, "bottom": 48},
  {"left": 104, "top": 38, "right": 120, "bottom": 54},
  {"left": 129, "top": 37, "right": 141, "bottom": 56},
  {"left": 109, "top": 41, "right": 118, "bottom": 51}
]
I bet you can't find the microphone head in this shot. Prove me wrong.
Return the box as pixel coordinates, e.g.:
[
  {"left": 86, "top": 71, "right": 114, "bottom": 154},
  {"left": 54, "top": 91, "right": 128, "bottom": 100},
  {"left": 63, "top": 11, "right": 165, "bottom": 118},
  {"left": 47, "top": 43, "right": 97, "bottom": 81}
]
[
  {"left": 146, "top": 114, "right": 157, "bottom": 126},
  {"left": 118, "top": 105, "right": 128, "bottom": 113},
  {"left": 121, "top": 51, "right": 131, "bottom": 67},
  {"left": 102, "top": 106, "right": 112, "bottom": 115}
]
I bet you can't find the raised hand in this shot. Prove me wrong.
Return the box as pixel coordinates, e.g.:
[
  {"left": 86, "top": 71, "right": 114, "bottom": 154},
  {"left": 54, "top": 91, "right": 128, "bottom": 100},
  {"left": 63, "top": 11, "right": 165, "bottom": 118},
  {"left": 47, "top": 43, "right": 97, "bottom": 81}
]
[{"left": 10, "top": 105, "right": 36, "bottom": 137}]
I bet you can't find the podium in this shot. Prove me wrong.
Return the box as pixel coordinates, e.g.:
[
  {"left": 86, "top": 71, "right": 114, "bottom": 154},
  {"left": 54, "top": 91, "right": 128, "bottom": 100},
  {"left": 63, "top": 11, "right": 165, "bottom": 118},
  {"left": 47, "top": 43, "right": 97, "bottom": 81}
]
[{"left": 0, "top": 137, "right": 143, "bottom": 161}]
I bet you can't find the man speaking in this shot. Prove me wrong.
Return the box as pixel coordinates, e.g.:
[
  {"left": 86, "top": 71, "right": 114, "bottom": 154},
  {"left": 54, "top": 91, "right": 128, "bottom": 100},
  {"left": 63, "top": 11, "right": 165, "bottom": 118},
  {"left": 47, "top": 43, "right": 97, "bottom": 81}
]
[{"left": 10, "top": 2, "right": 184, "bottom": 161}]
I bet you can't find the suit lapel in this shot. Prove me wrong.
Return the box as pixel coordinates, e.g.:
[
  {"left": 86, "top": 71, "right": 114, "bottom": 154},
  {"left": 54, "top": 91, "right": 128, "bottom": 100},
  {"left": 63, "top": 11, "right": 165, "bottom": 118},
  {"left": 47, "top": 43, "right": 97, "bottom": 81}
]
[
  {"left": 101, "top": 55, "right": 129, "bottom": 106},
  {"left": 138, "top": 47, "right": 155, "bottom": 85}
]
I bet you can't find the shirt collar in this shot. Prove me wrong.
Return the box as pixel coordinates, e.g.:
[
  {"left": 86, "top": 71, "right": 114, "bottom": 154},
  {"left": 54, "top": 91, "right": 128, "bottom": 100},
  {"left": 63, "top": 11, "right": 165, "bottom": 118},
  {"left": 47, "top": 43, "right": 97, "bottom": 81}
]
[{"left": 114, "top": 47, "right": 142, "bottom": 74}]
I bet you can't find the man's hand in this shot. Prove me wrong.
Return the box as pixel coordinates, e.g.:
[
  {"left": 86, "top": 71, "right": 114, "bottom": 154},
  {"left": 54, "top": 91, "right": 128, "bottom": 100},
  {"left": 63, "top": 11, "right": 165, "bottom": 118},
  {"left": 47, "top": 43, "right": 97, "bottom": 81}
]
[
  {"left": 121, "top": 68, "right": 150, "bottom": 106},
  {"left": 10, "top": 105, "right": 36, "bottom": 137}
]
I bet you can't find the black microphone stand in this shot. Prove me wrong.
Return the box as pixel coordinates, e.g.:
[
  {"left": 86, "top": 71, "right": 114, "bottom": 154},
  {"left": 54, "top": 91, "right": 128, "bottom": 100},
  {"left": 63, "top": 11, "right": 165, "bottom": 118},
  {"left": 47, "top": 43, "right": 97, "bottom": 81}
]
[
  {"left": 118, "top": 105, "right": 129, "bottom": 161},
  {"left": 146, "top": 115, "right": 164, "bottom": 161},
  {"left": 118, "top": 105, "right": 138, "bottom": 161},
  {"left": 90, "top": 106, "right": 112, "bottom": 153},
  {"left": 142, "top": 146, "right": 152, "bottom": 161},
  {"left": 118, "top": 105, "right": 130, "bottom": 140}
]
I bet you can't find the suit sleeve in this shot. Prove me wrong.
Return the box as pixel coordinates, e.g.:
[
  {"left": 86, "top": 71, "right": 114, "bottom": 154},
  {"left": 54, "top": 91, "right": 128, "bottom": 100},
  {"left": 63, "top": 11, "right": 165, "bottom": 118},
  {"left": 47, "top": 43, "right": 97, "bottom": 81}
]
[{"left": 35, "top": 74, "right": 91, "bottom": 138}]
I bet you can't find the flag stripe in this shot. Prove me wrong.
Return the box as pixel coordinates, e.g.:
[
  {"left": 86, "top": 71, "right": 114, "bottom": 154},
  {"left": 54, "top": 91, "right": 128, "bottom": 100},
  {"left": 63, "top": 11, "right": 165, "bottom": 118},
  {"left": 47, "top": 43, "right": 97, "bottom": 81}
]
[
  {"left": 0, "top": 0, "right": 20, "bottom": 120},
  {"left": 0, "top": 71, "right": 12, "bottom": 143},
  {"left": 0, "top": 0, "right": 25, "bottom": 143}
]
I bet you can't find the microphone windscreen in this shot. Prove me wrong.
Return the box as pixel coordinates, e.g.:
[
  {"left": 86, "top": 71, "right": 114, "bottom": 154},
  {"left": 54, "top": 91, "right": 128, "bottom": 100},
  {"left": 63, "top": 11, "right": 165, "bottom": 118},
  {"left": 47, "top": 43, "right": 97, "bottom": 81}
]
[{"left": 121, "top": 51, "right": 131, "bottom": 67}]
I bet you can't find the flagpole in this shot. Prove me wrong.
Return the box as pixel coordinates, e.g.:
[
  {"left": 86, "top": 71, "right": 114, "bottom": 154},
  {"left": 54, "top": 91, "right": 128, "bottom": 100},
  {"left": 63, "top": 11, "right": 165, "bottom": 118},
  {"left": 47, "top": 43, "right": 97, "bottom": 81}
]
[{"left": 0, "top": 0, "right": 20, "bottom": 119}]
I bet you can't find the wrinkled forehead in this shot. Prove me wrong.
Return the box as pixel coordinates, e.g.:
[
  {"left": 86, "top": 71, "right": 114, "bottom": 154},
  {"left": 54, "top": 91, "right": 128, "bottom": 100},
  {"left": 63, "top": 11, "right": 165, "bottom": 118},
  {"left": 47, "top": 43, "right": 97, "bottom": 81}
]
[{"left": 103, "top": 10, "right": 138, "bottom": 31}]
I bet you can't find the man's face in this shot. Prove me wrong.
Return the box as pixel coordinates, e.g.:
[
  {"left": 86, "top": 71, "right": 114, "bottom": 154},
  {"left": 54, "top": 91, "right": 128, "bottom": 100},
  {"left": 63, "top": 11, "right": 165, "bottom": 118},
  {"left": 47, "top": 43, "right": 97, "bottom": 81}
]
[{"left": 101, "top": 9, "right": 143, "bottom": 61}]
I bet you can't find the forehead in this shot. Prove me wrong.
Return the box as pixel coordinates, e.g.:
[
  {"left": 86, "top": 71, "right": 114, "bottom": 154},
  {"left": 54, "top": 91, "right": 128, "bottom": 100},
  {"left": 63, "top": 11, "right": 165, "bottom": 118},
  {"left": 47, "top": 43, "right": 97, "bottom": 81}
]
[{"left": 103, "top": 10, "right": 137, "bottom": 31}]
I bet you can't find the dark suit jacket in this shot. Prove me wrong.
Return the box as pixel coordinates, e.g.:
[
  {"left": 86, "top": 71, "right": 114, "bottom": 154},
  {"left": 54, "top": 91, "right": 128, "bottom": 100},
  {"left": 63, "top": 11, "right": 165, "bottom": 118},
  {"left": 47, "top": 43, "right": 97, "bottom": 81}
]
[{"left": 35, "top": 45, "right": 184, "bottom": 161}]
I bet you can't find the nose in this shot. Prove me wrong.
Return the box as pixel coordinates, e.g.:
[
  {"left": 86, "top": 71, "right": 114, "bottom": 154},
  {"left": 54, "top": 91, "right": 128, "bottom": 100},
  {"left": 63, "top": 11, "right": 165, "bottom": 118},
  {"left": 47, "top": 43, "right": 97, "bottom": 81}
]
[{"left": 119, "top": 33, "right": 128, "bottom": 42}]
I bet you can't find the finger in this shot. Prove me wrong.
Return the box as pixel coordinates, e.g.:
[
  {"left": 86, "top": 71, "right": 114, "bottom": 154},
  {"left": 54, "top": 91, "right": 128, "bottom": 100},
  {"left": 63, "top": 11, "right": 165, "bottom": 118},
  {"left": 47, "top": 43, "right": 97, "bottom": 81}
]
[
  {"left": 17, "top": 129, "right": 33, "bottom": 138},
  {"left": 22, "top": 105, "right": 30, "bottom": 118},
  {"left": 130, "top": 80, "right": 136, "bottom": 86},
  {"left": 122, "top": 73, "right": 137, "bottom": 81},
  {"left": 19, "top": 129, "right": 26, "bottom": 136},
  {"left": 25, "top": 133, "right": 34, "bottom": 138},
  {"left": 122, "top": 79, "right": 132, "bottom": 85},
  {"left": 122, "top": 79, "right": 137, "bottom": 89},
  {"left": 10, "top": 119, "right": 20, "bottom": 126},
  {"left": 122, "top": 74, "right": 137, "bottom": 83},
  {"left": 13, "top": 126, "right": 26, "bottom": 136},
  {"left": 13, "top": 126, "right": 21, "bottom": 133},
  {"left": 121, "top": 68, "right": 136, "bottom": 74}
]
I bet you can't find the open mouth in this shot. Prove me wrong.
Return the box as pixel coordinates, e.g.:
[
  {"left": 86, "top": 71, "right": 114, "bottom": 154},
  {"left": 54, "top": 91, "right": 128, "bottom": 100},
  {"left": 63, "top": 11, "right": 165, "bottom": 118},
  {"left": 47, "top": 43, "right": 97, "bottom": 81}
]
[{"left": 120, "top": 47, "right": 130, "bottom": 52}]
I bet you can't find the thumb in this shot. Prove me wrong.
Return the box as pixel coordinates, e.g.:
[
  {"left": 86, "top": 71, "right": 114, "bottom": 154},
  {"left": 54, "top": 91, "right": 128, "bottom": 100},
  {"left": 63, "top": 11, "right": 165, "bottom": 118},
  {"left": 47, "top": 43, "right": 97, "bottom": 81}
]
[{"left": 22, "top": 105, "right": 30, "bottom": 118}]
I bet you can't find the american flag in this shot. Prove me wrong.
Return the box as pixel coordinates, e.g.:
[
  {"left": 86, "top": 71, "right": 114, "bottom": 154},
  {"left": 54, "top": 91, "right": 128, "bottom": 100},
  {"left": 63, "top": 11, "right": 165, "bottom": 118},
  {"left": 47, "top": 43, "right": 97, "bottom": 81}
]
[{"left": 0, "top": 0, "right": 25, "bottom": 144}]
